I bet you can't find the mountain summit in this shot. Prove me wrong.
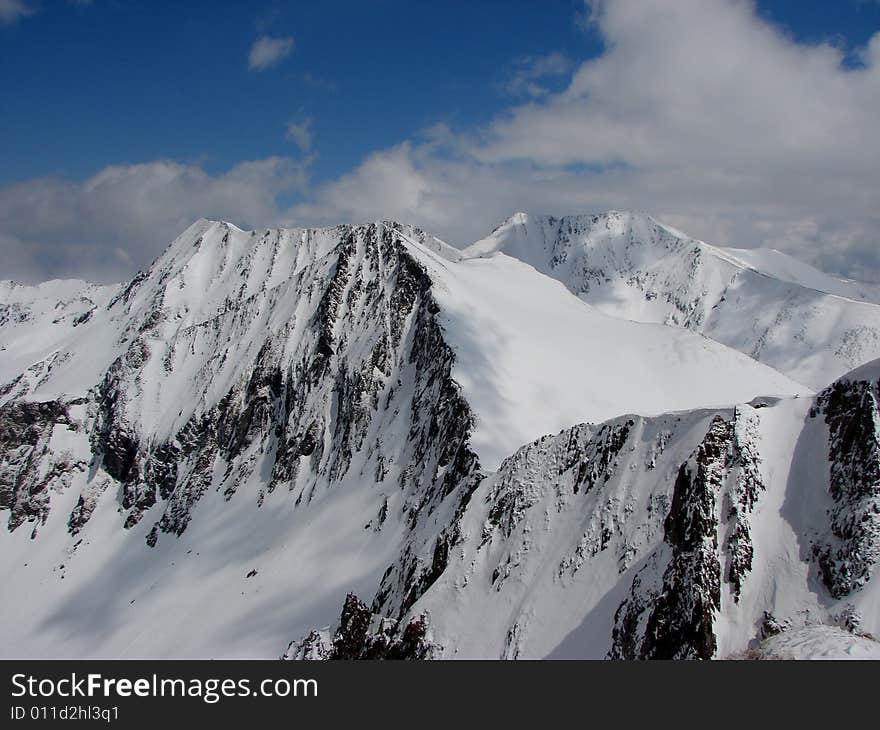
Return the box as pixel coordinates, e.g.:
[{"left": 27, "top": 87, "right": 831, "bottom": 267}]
[{"left": 465, "top": 210, "right": 880, "bottom": 389}]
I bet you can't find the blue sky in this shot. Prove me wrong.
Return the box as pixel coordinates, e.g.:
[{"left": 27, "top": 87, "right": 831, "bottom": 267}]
[
  {"left": 2, "top": 0, "right": 877, "bottom": 186},
  {"left": 1, "top": 0, "right": 594, "bottom": 186},
  {"left": 1, "top": 0, "right": 880, "bottom": 282}
]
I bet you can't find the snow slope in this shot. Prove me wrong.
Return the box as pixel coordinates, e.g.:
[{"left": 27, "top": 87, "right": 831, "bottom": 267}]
[
  {"left": 464, "top": 211, "right": 880, "bottom": 389},
  {"left": 402, "top": 237, "right": 806, "bottom": 469},
  {"left": 363, "top": 359, "right": 880, "bottom": 659},
  {"left": 1, "top": 219, "right": 479, "bottom": 657},
  {"left": 0, "top": 279, "right": 116, "bottom": 393},
  {"left": 0, "top": 217, "right": 874, "bottom": 660},
  {"left": 747, "top": 625, "right": 880, "bottom": 660},
  {"left": 0, "top": 217, "right": 805, "bottom": 470}
]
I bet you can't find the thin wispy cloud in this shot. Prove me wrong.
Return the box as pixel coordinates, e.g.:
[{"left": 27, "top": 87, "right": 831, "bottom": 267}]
[
  {"left": 285, "top": 117, "right": 313, "bottom": 153},
  {"left": 0, "top": 0, "right": 94, "bottom": 25},
  {"left": 248, "top": 35, "right": 294, "bottom": 71},
  {"left": 301, "top": 71, "right": 337, "bottom": 91},
  {"left": 503, "top": 52, "right": 573, "bottom": 98},
  {"left": 0, "top": 0, "right": 34, "bottom": 25}
]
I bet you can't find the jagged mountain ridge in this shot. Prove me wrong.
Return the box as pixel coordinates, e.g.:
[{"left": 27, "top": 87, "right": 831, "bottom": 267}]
[
  {"left": 301, "top": 361, "right": 880, "bottom": 659},
  {"left": 0, "top": 219, "right": 483, "bottom": 656},
  {"left": 464, "top": 211, "right": 880, "bottom": 389},
  {"left": 397, "top": 232, "right": 805, "bottom": 469},
  {"left": 0, "top": 214, "right": 876, "bottom": 658}
]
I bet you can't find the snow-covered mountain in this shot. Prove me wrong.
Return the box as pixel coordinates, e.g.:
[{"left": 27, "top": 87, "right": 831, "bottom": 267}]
[
  {"left": 285, "top": 358, "right": 880, "bottom": 660},
  {"left": 464, "top": 211, "right": 880, "bottom": 389},
  {"left": 0, "top": 214, "right": 878, "bottom": 659}
]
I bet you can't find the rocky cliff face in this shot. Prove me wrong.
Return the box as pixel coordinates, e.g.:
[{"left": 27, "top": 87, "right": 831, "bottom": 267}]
[
  {"left": 0, "top": 219, "right": 487, "bottom": 658},
  {"left": 370, "top": 406, "right": 772, "bottom": 660},
  {"left": 284, "top": 593, "right": 436, "bottom": 660},
  {"left": 811, "top": 365, "right": 880, "bottom": 600},
  {"left": 0, "top": 398, "right": 86, "bottom": 535},
  {"left": 361, "top": 381, "right": 880, "bottom": 659},
  {"left": 608, "top": 411, "right": 764, "bottom": 659},
  {"left": 1, "top": 221, "right": 479, "bottom": 553}
]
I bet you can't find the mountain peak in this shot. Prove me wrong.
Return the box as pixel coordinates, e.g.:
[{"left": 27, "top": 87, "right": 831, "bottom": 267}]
[{"left": 463, "top": 209, "right": 880, "bottom": 388}]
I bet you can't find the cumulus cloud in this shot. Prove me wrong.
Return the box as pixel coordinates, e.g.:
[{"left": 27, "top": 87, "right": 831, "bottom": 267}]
[
  {"left": 292, "top": 143, "right": 463, "bottom": 232},
  {"left": 0, "top": 0, "right": 34, "bottom": 24},
  {"left": 0, "top": 158, "right": 309, "bottom": 283},
  {"left": 5, "top": 0, "right": 880, "bottom": 284},
  {"left": 476, "top": 0, "right": 880, "bottom": 173},
  {"left": 248, "top": 35, "right": 294, "bottom": 70},
  {"left": 292, "top": 0, "right": 880, "bottom": 281}
]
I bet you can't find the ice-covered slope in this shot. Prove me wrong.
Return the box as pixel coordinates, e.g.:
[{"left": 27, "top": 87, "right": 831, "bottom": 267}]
[
  {"left": 308, "top": 359, "right": 880, "bottom": 660},
  {"left": 464, "top": 211, "right": 880, "bottom": 389}
]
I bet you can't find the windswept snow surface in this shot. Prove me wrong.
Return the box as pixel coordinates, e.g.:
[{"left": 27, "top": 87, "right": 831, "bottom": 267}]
[
  {"left": 464, "top": 211, "right": 880, "bottom": 389},
  {"left": 718, "top": 247, "right": 880, "bottom": 303},
  {"left": 0, "top": 219, "right": 808, "bottom": 471},
  {"left": 404, "top": 241, "right": 807, "bottom": 469},
  {"left": 0, "top": 279, "right": 116, "bottom": 391}
]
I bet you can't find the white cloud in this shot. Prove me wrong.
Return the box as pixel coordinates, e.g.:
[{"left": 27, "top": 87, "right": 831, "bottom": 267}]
[
  {"left": 291, "top": 0, "right": 880, "bottom": 282},
  {"left": 0, "top": 0, "right": 34, "bottom": 24},
  {"left": 475, "top": 0, "right": 880, "bottom": 174},
  {"left": 6, "top": 0, "right": 880, "bottom": 285},
  {"left": 0, "top": 158, "right": 309, "bottom": 283},
  {"left": 248, "top": 35, "right": 294, "bottom": 70},
  {"left": 503, "top": 52, "right": 573, "bottom": 98},
  {"left": 285, "top": 117, "right": 313, "bottom": 152},
  {"left": 291, "top": 143, "right": 454, "bottom": 231}
]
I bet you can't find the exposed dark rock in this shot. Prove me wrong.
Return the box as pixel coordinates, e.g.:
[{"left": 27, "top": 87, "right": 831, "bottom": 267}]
[
  {"left": 610, "top": 416, "right": 736, "bottom": 659},
  {"left": 288, "top": 593, "right": 436, "bottom": 660},
  {"left": 812, "top": 375, "right": 880, "bottom": 597},
  {"left": 724, "top": 409, "right": 765, "bottom": 601},
  {"left": 0, "top": 399, "right": 74, "bottom": 531},
  {"left": 4, "top": 224, "right": 481, "bottom": 568}
]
